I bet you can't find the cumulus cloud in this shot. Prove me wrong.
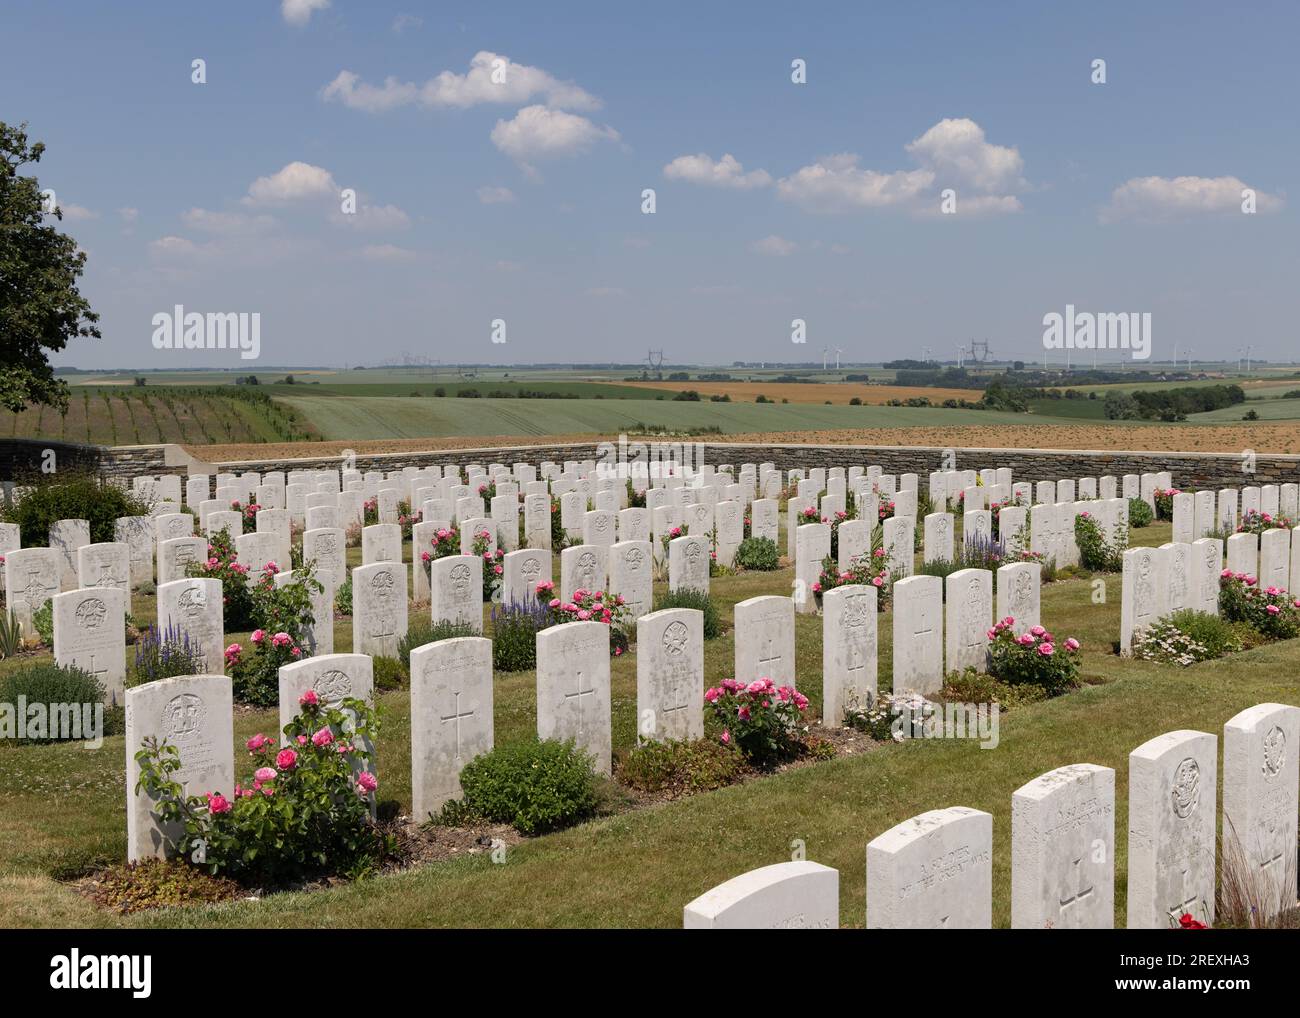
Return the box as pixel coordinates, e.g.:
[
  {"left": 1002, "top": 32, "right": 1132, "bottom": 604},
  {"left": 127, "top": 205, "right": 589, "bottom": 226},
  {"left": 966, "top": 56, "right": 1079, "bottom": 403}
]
[
  {"left": 148, "top": 235, "right": 206, "bottom": 258},
  {"left": 777, "top": 118, "right": 1023, "bottom": 216},
  {"left": 322, "top": 51, "right": 600, "bottom": 113},
  {"left": 282, "top": 0, "right": 329, "bottom": 26},
  {"left": 1101, "top": 175, "right": 1284, "bottom": 222},
  {"left": 490, "top": 105, "right": 619, "bottom": 162},
  {"left": 663, "top": 153, "right": 772, "bottom": 190},
  {"left": 476, "top": 186, "right": 516, "bottom": 204},
  {"left": 749, "top": 234, "right": 797, "bottom": 256},
  {"left": 243, "top": 162, "right": 338, "bottom": 206}
]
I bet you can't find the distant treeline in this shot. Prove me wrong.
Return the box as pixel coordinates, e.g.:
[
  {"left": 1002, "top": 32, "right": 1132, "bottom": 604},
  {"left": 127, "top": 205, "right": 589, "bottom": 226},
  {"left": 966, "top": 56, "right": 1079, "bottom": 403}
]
[{"left": 1103, "top": 384, "right": 1246, "bottom": 421}]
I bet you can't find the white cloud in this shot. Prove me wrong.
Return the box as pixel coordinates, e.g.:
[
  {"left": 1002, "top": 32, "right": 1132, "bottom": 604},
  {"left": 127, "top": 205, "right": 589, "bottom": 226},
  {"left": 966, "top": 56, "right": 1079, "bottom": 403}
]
[
  {"left": 118, "top": 207, "right": 139, "bottom": 223},
  {"left": 490, "top": 105, "right": 619, "bottom": 161},
  {"left": 282, "top": 0, "right": 329, "bottom": 26},
  {"left": 749, "top": 234, "right": 797, "bottom": 256},
  {"left": 777, "top": 155, "right": 934, "bottom": 213},
  {"left": 330, "top": 203, "right": 411, "bottom": 231},
  {"left": 322, "top": 51, "right": 600, "bottom": 114},
  {"left": 359, "top": 244, "right": 419, "bottom": 262},
  {"left": 243, "top": 162, "right": 338, "bottom": 206},
  {"left": 181, "top": 208, "right": 277, "bottom": 234},
  {"left": 1101, "top": 175, "right": 1283, "bottom": 222},
  {"left": 391, "top": 13, "right": 423, "bottom": 33},
  {"left": 663, "top": 153, "right": 771, "bottom": 190},
  {"left": 59, "top": 203, "right": 99, "bottom": 221},
  {"left": 148, "top": 235, "right": 205, "bottom": 257},
  {"left": 476, "top": 186, "right": 516, "bottom": 204},
  {"left": 904, "top": 118, "right": 1024, "bottom": 194},
  {"left": 778, "top": 118, "right": 1024, "bottom": 216}
]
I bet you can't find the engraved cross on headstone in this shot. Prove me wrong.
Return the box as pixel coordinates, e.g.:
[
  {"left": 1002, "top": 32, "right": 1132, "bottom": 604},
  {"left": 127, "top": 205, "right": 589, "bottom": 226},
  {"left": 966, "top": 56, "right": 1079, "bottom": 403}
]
[
  {"left": 439, "top": 689, "right": 475, "bottom": 762},
  {"left": 564, "top": 663, "right": 596, "bottom": 735},
  {"left": 1059, "top": 856, "right": 1094, "bottom": 919}
]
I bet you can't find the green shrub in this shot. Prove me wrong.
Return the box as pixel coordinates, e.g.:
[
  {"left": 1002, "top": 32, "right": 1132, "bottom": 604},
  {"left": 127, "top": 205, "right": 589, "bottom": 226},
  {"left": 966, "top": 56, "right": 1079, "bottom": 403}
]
[
  {"left": 1128, "top": 497, "right": 1154, "bottom": 528},
  {"left": 652, "top": 588, "right": 721, "bottom": 638},
  {"left": 399, "top": 619, "right": 480, "bottom": 668},
  {"left": 129, "top": 623, "right": 206, "bottom": 689},
  {"left": 734, "top": 536, "right": 779, "bottom": 571},
  {"left": 1166, "top": 609, "right": 1248, "bottom": 658},
  {"left": 0, "top": 661, "right": 123, "bottom": 743},
  {"left": 942, "top": 667, "right": 1048, "bottom": 711},
  {"left": 32, "top": 598, "right": 53, "bottom": 645},
  {"left": 1, "top": 476, "right": 149, "bottom": 545},
  {"left": 334, "top": 578, "right": 352, "bottom": 616},
  {"left": 457, "top": 738, "right": 599, "bottom": 834},
  {"left": 616, "top": 738, "right": 746, "bottom": 795},
  {"left": 489, "top": 601, "right": 551, "bottom": 671},
  {"left": 372, "top": 655, "right": 409, "bottom": 691}
]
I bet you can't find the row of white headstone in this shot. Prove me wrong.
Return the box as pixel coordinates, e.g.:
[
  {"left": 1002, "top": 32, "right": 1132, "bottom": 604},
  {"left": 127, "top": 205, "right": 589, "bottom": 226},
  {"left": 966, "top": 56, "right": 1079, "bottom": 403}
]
[{"left": 685, "top": 704, "right": 1299, "bottom": 929}]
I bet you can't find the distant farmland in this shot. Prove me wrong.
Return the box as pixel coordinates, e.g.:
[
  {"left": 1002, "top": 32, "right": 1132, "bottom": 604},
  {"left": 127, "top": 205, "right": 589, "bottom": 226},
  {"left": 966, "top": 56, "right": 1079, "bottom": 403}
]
[
  {"left": 5, "top": 388, "right": 312, "bottom": 446},
  {"left": 277, "top": 394, "right": 1077, "bottom": 441}
]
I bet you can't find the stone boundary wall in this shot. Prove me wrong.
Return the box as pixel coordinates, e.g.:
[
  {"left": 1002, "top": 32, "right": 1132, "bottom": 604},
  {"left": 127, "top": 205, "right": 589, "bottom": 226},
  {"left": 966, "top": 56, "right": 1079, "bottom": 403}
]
[{"left": 92, "top": 440, "right": 1300, "bottom": 489}]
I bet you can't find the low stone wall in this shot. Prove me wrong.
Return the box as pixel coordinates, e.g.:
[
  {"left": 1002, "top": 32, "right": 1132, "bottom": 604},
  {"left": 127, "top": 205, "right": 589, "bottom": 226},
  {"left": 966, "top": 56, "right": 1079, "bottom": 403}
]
[{"left": 92, "top": 439, "right": 1300, "bottom": 490}]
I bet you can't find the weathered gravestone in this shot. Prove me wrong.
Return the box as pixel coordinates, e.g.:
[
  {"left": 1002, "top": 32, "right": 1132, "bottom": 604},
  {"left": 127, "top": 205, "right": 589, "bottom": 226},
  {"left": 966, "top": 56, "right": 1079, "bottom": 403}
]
[
  {"left": 683, "top": 861, "right": 839, "bottom": 929},
  {"left": 1120, "top": 546, "right": 1169, "bottom": 655},
  {"left": 821, "top": 584, "right": 877, "bottom": 725},
  {"left": 636, "top": 608, "right": 704, "bottom": 743},
  {"left": 76, "top": 541, "right": 130, "bottom": 593},
  {"left": 157, "top": 578, "right": 224, "bottom": 674},
  {"left": 866, "top": 807, "right": 992, "bottom": 929},
  {"left": 892, "top": 575, "right": 943, "bottom": 694},
  {"left": 996, "top": 561, "right": 1041, "bottom": 636},
  {"left": 945, "top": 568, "right": 992, "bottom": 674},
  {"left": 609, "top": 540, "right": 653, "bottom": 622},
  {"left": 430, "top": 554, "right": 483, "bottom": 632},
  {"left": 351, "top": 561, "right": 408, "bottom": 658},
  {"left": 536, "top": 621, "right": 611, "bottom": 775},
  {"left": 410, "top": 637, "right": 494, "bottom": 819},
  {"left": 49, "top": 518, "right": 90, "bottom": 591},
  {"left": 125, "top": 674, "right": 233, "bottom": 862},
  {"left": 1011, "top": 763, "right": 1115, "bottom": 929},
  {"left": 734, "top": 595, "right": 795, "bottom": 689},
  {"left": 668, "top": 534, "right": 710, "bottom": 596},
  {"left": 277, "top": 652, "right": 373, "bottom": 744},
  {"left": 1127, "top": 729, "right": 1217, "bottom": 929},
  {"left": 502, "top": 548, "right": 551, "bottom": 606},
  {"left": 1222, "top": 703, "right": 1300, "bottom": 921},
  {"left": 53, "top": 586, "right": 127, "bottom": 705}
]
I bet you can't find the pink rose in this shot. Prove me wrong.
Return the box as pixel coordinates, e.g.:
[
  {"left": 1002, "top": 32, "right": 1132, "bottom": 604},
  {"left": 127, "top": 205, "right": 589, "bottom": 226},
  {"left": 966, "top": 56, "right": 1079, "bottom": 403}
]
[
  {"left": 206, "top": 792, "right": 232, "bottom": 814},
  {"left": 251, "top": 629, "right": 266, "bottom": 644},
  {"left": 254, "top": 766, "right": 277, "bottom": 783},
  {"left": 720, "top": 729, "right": 730, "bottom": 744},
  {"left": 356, "top": 771, "right": 378, "bottom": 794},
  {"left": 299, "top": 689, "right": 319, "bottom": 707},
  {"left": 276, "top": 749, "right": 298, "bottom": 769},
  {"left": 246, "top": 733, "right": 272, "bottom": 753},
  {"left": 1065, "top": 638, "right": 1080, "bottom": 651},
  {"left": 1030, "top": 625, "right": 1045, "bottom": 637},
  {"left": 1038, "top": 642, "right": 1054, "bottom": 656},
  {"left": 312, "top": 726, "right": 334, "bottom": 747}
]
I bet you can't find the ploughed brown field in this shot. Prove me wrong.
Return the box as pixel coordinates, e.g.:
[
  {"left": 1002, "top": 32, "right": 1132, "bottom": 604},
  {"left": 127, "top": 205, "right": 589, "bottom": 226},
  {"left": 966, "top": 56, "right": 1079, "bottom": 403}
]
[
  {"left": 621, "top": 381, "right": 978, "bottom": 404},
  {"left": 186, "top": 422, "right": 1300, "bottom": 462}
]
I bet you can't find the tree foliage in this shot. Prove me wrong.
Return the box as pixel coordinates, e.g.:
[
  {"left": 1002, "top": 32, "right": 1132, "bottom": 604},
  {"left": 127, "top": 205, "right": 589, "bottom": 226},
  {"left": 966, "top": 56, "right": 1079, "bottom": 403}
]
[{"left": 0, "top": 121, "right": 101, "bottom": 413}]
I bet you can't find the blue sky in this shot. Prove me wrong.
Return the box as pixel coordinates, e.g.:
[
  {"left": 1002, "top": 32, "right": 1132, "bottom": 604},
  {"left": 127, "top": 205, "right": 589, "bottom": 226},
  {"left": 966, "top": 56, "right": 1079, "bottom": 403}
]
[{"left": 4, "top": 0, "right": 1296, "bottom": 369}]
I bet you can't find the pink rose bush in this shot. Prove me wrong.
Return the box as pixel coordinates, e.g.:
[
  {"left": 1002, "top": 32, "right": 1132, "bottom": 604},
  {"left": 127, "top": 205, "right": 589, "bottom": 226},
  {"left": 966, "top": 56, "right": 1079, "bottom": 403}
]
[
  {"left": 540, "top": 584, "right": 631, "bottom": 656},
  {"left": 703, "top": 677, "right": 810, "bottom": 768},
  {"left": 1219, "top": 571, "right": 1300, "bottom": 639},
  {"left": 986, "top": 617, "right": 1081, "bottom": 694},
  {"left": 1236, "top": 509, "right": 1295, "bottom": 536},
  {"left": 813, "top": 548, "right": 892, "bottom": 611},
  {"left": 134, "top": 692, "right": 387, "bottom": 886}
]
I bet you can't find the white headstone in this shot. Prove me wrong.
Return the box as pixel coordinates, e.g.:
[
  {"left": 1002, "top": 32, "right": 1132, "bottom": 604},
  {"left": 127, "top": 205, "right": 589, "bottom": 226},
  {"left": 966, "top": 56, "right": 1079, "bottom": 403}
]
[
  {"left": 684, "top": 861, "right": 839, "bottom": 929},
  {"left": 156, "top": 577, "right": 224, "bottom": 674},
  {"left": 866, "top": 807, "right": 992, "bottom": 929},
  {"left": 821, "top": 584, "right": 877, "bottom": 725},
  {"left": 892, "top": 575, "right": 944, "bottom": 694},
  {"left": 536, "top": 621, "right": 611, "bottom": 775},
  {"left": 410, "top": 637, "right": 494, "bottom": 819},
  {"left": 53, "top": 586, "right": 127, "bottom": 705},
  {"left": 351, "top": 561, "right": 407, "bottom": 658},
  {"left": 636, "top": 608, "right": 704, "bottom": 743}
]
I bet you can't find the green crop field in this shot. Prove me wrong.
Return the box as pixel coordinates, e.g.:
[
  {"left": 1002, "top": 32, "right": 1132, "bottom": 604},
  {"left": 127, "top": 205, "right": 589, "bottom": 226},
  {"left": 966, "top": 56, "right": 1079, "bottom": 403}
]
[
  {"left": 1191, "top": 396, "right": 1300, "bottom": 422},
  {"left": 278, "top": 394, "right": 1075, "bottom": 440}
]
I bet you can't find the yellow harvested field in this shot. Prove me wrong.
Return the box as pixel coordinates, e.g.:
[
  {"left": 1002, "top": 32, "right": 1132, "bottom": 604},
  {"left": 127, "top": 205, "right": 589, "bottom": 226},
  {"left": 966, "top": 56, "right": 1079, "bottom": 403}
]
[
  {"left": 187, "top": 422, "right": 1300, "bottom": 462},
  {"left": 621, "top": 381, "right": 978, "bottom": 404}
]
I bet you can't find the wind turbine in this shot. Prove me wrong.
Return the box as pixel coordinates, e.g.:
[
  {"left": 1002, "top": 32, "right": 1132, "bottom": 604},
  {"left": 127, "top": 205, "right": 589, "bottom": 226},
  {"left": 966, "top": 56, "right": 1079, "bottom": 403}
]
[
  {"left": 822, "top": 347, "right": 829, "bottom": 371},
  {"left": 834, "top": 347, "right": 843, "bottom": 370}
]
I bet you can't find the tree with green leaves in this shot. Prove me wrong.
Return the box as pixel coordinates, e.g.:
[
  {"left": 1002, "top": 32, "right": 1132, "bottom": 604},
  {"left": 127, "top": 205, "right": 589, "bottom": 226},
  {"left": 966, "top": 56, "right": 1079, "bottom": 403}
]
[{"left": 0, "top": 121, "right": 100, "bottom": 413}]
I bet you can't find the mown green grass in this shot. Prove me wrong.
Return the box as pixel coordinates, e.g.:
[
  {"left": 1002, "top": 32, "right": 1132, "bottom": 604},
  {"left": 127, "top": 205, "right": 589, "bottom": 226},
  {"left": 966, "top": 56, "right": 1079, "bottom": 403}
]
[
  {"left": 1191, "top": 396, "right": 1300, "bottom": 422},
  {"left": 277, "top": 394, "right": 1079, "bottom": 440},
  {"left": 6, "top": 517, "right": 1295, "bottom": 928}
]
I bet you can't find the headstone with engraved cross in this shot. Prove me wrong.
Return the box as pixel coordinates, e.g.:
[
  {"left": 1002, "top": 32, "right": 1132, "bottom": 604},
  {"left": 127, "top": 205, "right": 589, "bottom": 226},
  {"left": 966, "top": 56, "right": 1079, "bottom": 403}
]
[
  {"left": 734, "top": 595, "right": 796, "bottom": 690},
  {"left": 636, "top": 608, "right": 704, "bottom": 743},
  {"left": 53, "top": 586, "right": 127, "bottom": 706},
  {"left": 410, "top": 637, "right": 494, "bottom": 818},
  {"left": 537, "top": 621, "right": 610, "bottom": 774}
]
